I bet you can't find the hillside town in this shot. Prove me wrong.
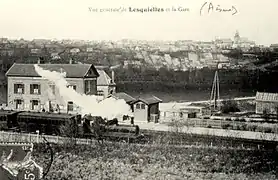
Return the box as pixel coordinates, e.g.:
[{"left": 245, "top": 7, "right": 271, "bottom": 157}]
[{"left": 0, "top": 31, "right": 269, "bottom": 72}]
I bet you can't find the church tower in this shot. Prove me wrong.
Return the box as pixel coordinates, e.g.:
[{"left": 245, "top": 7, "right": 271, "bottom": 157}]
[{"left": 234, "top": 30, "right": 240, "bottom": 44}]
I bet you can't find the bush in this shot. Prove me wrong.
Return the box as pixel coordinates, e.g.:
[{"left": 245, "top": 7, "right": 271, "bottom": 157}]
[
  {"left": 221, "top": 100, "right": 240, "bottom": 114},
  {"left": 246, "top": 124, "right": 257, "bottom": 132},
  {"left": 207, "top": 125, "right": 212, "bottom": 128},
  {"left": 240, "top": 124, "right": 247, "bottom": 131},
  {"left": 272, "top": 126, "right": 278, "bottom": 133},
  {"left": 255, "top": 126, "right": 265, "bottom": 133},
  {"left": 233, "top": 125, "right": 241, "bottom": 130},
  {"left": 263, "top": 127, "right": 272, "bottom": 133},
  {"left": 221, "top": 124, "right": 230, "bottom": 129}
]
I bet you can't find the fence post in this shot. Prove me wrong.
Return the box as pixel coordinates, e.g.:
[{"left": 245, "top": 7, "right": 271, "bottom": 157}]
[{"left": 220, "top": 119, "right": 222, "bottom": 128}]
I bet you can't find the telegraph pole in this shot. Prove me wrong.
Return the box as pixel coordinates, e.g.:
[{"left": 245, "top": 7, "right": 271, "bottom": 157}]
[{"left": 210, "top": 63, "right": 220, "bottom": 112}]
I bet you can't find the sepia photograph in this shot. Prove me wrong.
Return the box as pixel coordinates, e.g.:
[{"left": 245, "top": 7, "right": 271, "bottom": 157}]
[{"left": 0, "top": 0, "right": 278, "bottom": 179}]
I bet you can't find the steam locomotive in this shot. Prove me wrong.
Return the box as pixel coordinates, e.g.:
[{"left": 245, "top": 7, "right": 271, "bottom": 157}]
[{"left": 0, "top": 110, "right": 143, "bottom": 142}]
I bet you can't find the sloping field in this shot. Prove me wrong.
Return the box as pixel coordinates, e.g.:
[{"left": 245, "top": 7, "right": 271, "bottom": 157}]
[{"left": 32, "top": 143, "right": 278, "bottom": 180}]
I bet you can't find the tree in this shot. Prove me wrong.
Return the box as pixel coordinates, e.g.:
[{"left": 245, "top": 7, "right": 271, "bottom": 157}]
[
  {"left": 221, "top": 100, "right": 240, "bottom": 114},
  {"left": 59, "top": 119, "right": 79, "bottom": 145}
]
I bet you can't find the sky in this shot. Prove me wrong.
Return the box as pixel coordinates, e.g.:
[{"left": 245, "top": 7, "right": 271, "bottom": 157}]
[{"left": 0, "top": 0, "right": 277, "bottom": 45}]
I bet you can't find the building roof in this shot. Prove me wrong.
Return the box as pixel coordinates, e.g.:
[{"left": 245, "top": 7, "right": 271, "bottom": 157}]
[
  {"left": 96, "top": 69, "right": 114, "bottom": 86},
  {"left": 109, "top": 92, "right": 136, "bottom": 103},
  {"left": 132, "top": 95, "right": 162, "bottom": 105},
  {"left": 256, "top": 92, "right": 278, "bottom": 102},
  {"left": 5, "top": 63, "right": 99, "bottom": 78}
]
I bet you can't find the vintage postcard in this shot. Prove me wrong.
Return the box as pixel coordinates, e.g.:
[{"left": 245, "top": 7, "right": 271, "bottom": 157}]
[{"left": 0, "top": 0, "right": 277, "bottom": 179}]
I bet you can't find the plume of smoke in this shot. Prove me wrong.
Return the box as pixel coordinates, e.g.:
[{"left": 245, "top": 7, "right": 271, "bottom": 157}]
[{"left": 34, "top": 64, "right": 132, "bottom": 119}]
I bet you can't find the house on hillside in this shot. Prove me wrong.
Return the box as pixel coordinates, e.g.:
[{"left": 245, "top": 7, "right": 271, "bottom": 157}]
[
  {"left": 255, "top": 92, "right": 278, "bottom": 114},
  {"left": 5, "top": 63, "right": 99, "bottom": 113},
  {"left": 131, "top": 95, "right": 162, "bottom": 123}
]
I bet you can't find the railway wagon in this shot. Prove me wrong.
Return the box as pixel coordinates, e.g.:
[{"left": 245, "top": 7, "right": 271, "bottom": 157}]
[
  {"left": 16, "top": 112, "right": 81, "bottom": 135},
  {"left": 0, "top": 110, "right": 21, "bottom": 132}
]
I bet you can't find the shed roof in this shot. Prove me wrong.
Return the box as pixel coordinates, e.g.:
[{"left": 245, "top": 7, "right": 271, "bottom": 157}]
[
  {"left": 5, "top": 63, "right": 99, "bottom": 78},
  {"left": 256, "top": 92, "right": 278, "bottom": 102},
  {"left": 109, "top": 92, "right": 136, "bottom": 103},
  {"left": 132, "top": 95, "right": 162, "bottom": 105}
]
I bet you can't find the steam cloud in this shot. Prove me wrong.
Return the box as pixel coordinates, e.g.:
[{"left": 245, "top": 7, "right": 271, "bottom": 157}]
[{"left": 34, "top": 64, "right": 133, "bottom": 119}]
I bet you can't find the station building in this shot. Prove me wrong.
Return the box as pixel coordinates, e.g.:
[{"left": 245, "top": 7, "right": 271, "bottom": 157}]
[
  {"left": 5, "top": 63, "right": 99, "bottom": 113},
  {"left": 107, "top": 93, "right": 162, "bottom": 123}
]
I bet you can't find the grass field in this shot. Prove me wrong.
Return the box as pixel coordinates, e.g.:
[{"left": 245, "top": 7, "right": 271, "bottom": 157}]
[{"left": 32, "top": 142, "right": 278, "bottom": 180}]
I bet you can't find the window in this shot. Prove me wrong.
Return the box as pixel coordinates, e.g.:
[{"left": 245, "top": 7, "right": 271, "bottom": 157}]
[
  {"left": 136, "top": 103, "right": 140, "bottom": 109},
  {"left": 67, "top": 101, "right": 73, "bottom": 112},
  {"left": 67, "top": 85, "right": 76, "bottom": 91},
  {"left": 30, "top": 100, "right": 39, "bottom": 110},
  {"left": 14, "top": 84, "right": 24, "bottom": 94},
  {"left": 141, "top": 104, "right": 145, "bottom": 109},
  {"left": 14, "top": 99, "right": 23, "bottom": 109},
  {"left": 30, "top": 84, "right": 41, "bottom": 94},
  {"left": 97, "top": 90, "right": 104, "bottom": 96},
  {"left": 49, "top": 85, "right": 55, "bottom": 95},
  {"left": 85, "top": 80, "right": 92, "bottom": 94}
]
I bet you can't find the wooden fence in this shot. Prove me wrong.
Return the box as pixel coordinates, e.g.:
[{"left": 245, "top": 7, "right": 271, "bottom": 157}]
[
  {"left": 163, "top": 118, "right": 278, "bottom": 130},
  {"left": 0, "top": 131, "right": 95, "bottom": 145}
]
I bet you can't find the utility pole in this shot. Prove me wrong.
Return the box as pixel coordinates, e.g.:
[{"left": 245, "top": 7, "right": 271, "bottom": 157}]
[{"left": 210, "top": 63, "right": 220, "bottom": 113}]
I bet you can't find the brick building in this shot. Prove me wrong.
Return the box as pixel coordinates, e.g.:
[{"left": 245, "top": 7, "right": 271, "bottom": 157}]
[{"left": 5, "top": 63, "right": 99, "bottom": 113}]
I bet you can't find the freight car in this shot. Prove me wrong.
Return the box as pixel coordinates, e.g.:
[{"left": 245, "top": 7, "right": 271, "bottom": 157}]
[
  {"left": 0, "top": 110, "right": 81, "bottom": 135},
  {"left": 0, "top": 110, "right": 143, "bottom": 142}
]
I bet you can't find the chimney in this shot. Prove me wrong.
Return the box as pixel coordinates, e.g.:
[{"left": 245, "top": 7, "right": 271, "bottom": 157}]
[
  {"left": 111, "top": 70, "right": 115, "bottom": 83},
  {"left": 69, "top": 58, "right": 73, "bottom": 64}
]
